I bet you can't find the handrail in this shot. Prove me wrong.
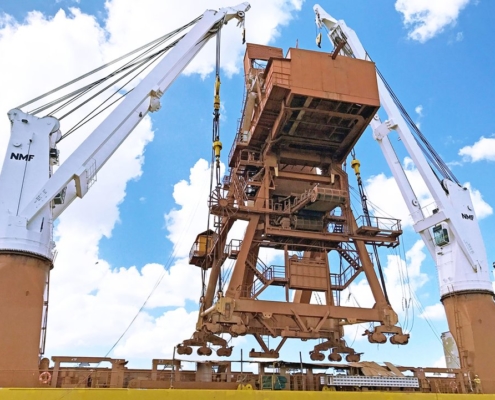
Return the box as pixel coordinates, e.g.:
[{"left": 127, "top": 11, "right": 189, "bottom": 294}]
[{"left": 356, "top": 215, "right": 401, "bottom": 231}]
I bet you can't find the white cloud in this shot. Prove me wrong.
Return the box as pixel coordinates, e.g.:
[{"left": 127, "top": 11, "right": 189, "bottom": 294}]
[
  {"left": 432, "top": 355, "right": 446, "bottom": 368},
  {"left": 0, "top": 1, "right": 304, "bottom": 365},
  {"left": 395, "top": 0, "right": 471, "bottom": 42},
  {"left": 0, "top": 9, "right": 106, "bottom": 152},
  {"left": 415, "top": 105, "right": 423, "bottom": 117},
  {"left": 455, "top": 31, "right": 464, "bottom": 42},
  {"left": 49, "top": 151, "right": 206, "bottom": 361},
  {"left": 419, "top": 303, "right": 445, "bottom": 320},
  {"left": 414, "top": 105, "right": 423, "bottom": 129},
  {"left": 459, "top": 136, "right": 495, "bottom": 162},
  {"left": 113, "top": 307, "right": 199, "bottom": 359},
  {"left": 446, "top": 160, "right": 463, "bottom": 168}
]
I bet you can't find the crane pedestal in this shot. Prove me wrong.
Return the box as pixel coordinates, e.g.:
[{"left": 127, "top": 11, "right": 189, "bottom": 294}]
[
  {"left": 0, "top": 254, "right": 50, "bottom": 387},
  {"left": 442, "top": 291, "right": 495, "bottom": 394}
]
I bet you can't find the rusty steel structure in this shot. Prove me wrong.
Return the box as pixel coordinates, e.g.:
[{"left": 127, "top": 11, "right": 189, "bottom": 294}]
[
  {"left": 179, "top": 44, "right": 409, "bottom": 361},
  {"left": 26, "top": 355, "right": 469, "bottom": 393}
]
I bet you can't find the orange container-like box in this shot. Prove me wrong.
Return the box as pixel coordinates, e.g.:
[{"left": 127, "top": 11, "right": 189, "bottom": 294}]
[
  {"left": 236, "top": 44, "right": 380, "bottom": 166},
  {"left": 286, "top": 47, "right": 379, "bottom": 108}
]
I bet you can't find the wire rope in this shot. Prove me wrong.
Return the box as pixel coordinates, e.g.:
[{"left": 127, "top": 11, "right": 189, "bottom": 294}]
[
  {"left": 213, "top": 26, "right": 223, "bottom": 293},
  {"left": 58, "top": 37, "right": 181, "bottom": 141},
  {"left": 19, "top": 16, "right": 201, "bottom": 110},
  {"left": 29, "top": 42, "right": 170, "bottom": 117},
  {"left": 25, "top": 20, "right": 199, "bottom": 161},
  {"left": 48, "top": 18, "right": 226, "bottom": 398},
  {"left": 398, "top": 239, "right": 415, "bottom": 334},
  {"left": 46, "top": 37, "right": 178, "bottom": 118}
]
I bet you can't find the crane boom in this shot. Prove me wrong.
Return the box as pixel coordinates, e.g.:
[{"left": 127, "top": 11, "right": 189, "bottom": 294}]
[
  {"left": 0, "top": 3, "right": 249, "bottom": 260},
  {"left": 314, "top": 4, "right": 495, "bottom": 392}
]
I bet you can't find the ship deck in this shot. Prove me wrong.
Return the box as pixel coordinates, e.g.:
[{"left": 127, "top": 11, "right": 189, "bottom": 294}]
[{"left": 0, "top": 389, "right": 489, "bottom": 399}]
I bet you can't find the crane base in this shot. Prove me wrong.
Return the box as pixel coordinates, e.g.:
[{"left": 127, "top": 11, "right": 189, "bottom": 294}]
[
  {"left": 0, "top": 253, "right": 50, "bottom": 387},
  {"left": 442, "top": 291, "right": 495, "bottom": 393}
]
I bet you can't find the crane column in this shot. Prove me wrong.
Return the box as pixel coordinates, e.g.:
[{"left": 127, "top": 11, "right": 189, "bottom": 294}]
[{"left": 0, "top": 110, "right": 58, "bottom": 387}]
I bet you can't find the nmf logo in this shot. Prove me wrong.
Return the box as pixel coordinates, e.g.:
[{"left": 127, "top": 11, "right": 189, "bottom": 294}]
[{"left": 10, "top": 153, "right": 35, "bottom": 161}]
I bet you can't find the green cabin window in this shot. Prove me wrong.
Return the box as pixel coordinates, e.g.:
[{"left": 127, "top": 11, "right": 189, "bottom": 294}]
[{"left": 433, "top": 224, "right": 450, "bottom": 247}]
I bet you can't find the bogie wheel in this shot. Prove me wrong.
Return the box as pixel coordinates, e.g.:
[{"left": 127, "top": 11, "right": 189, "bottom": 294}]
[
  {"left": 197, "top": 346, "right": 213, "bottom": 356},
  {"left": 216, "top": 347, "right": 233, "bottom": 357},
  {"left": 346, "top": 354, "right": 361, "bottom": 362},
  {"left": 310, "top": 351, "right": 325, "bottom": 361},
  {"left": 177, "top": 345, "right": 192, "bottom": 355},
  {"left": 328, "top": 352, "right": 342, "bottom": 362}
]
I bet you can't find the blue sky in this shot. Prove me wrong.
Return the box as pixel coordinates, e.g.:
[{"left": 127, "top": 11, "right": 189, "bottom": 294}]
[{"left": 1, "top": 0, "right": 495, "bottom": 370}]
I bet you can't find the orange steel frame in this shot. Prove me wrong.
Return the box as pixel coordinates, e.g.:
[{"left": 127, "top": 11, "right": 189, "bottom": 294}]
[{"left": 180, "top": 44, "right": 409, "bottom": 361}]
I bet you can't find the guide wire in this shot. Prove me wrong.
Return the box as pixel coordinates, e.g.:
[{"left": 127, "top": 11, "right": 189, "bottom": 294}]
[
  {"left": 46, "top": 14, "right": 248, "bottom": 398},
  {"left": 58, "top": 90, "right": 132, "bottom": 142},
  {"left": 202, "top": 141, "right": 215, "bottom": 298},
  {"left": 375, "top": 67, "right": 459, "bottom": 185},
  {"left": 400, "top": 237, "right": 415, "bottom": 333},
  {"left": 53, "top": 172, "right": 208, "bottom": 399}
]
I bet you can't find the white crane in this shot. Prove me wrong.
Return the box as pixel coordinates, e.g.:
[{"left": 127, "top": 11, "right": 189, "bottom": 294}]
[
  {"left": 314, "top": 4, "right": 495, "bottom": 392},
  {"left": 0, "top": 3, "right": 249, "bottom": 388},
  {"left": 0, "top": 3, "right": 249, "bottom": 260}
]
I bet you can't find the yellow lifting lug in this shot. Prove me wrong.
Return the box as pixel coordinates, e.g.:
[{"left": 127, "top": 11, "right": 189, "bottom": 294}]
[
  {"left": 213, "top": 139, "right": 223, "bottom": 160},
  {"left": 214, "top": 75, "right": 221, "bottom": 110},
  {"left": 351, "top": 158, "right": 361, "bottom": 175}
]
